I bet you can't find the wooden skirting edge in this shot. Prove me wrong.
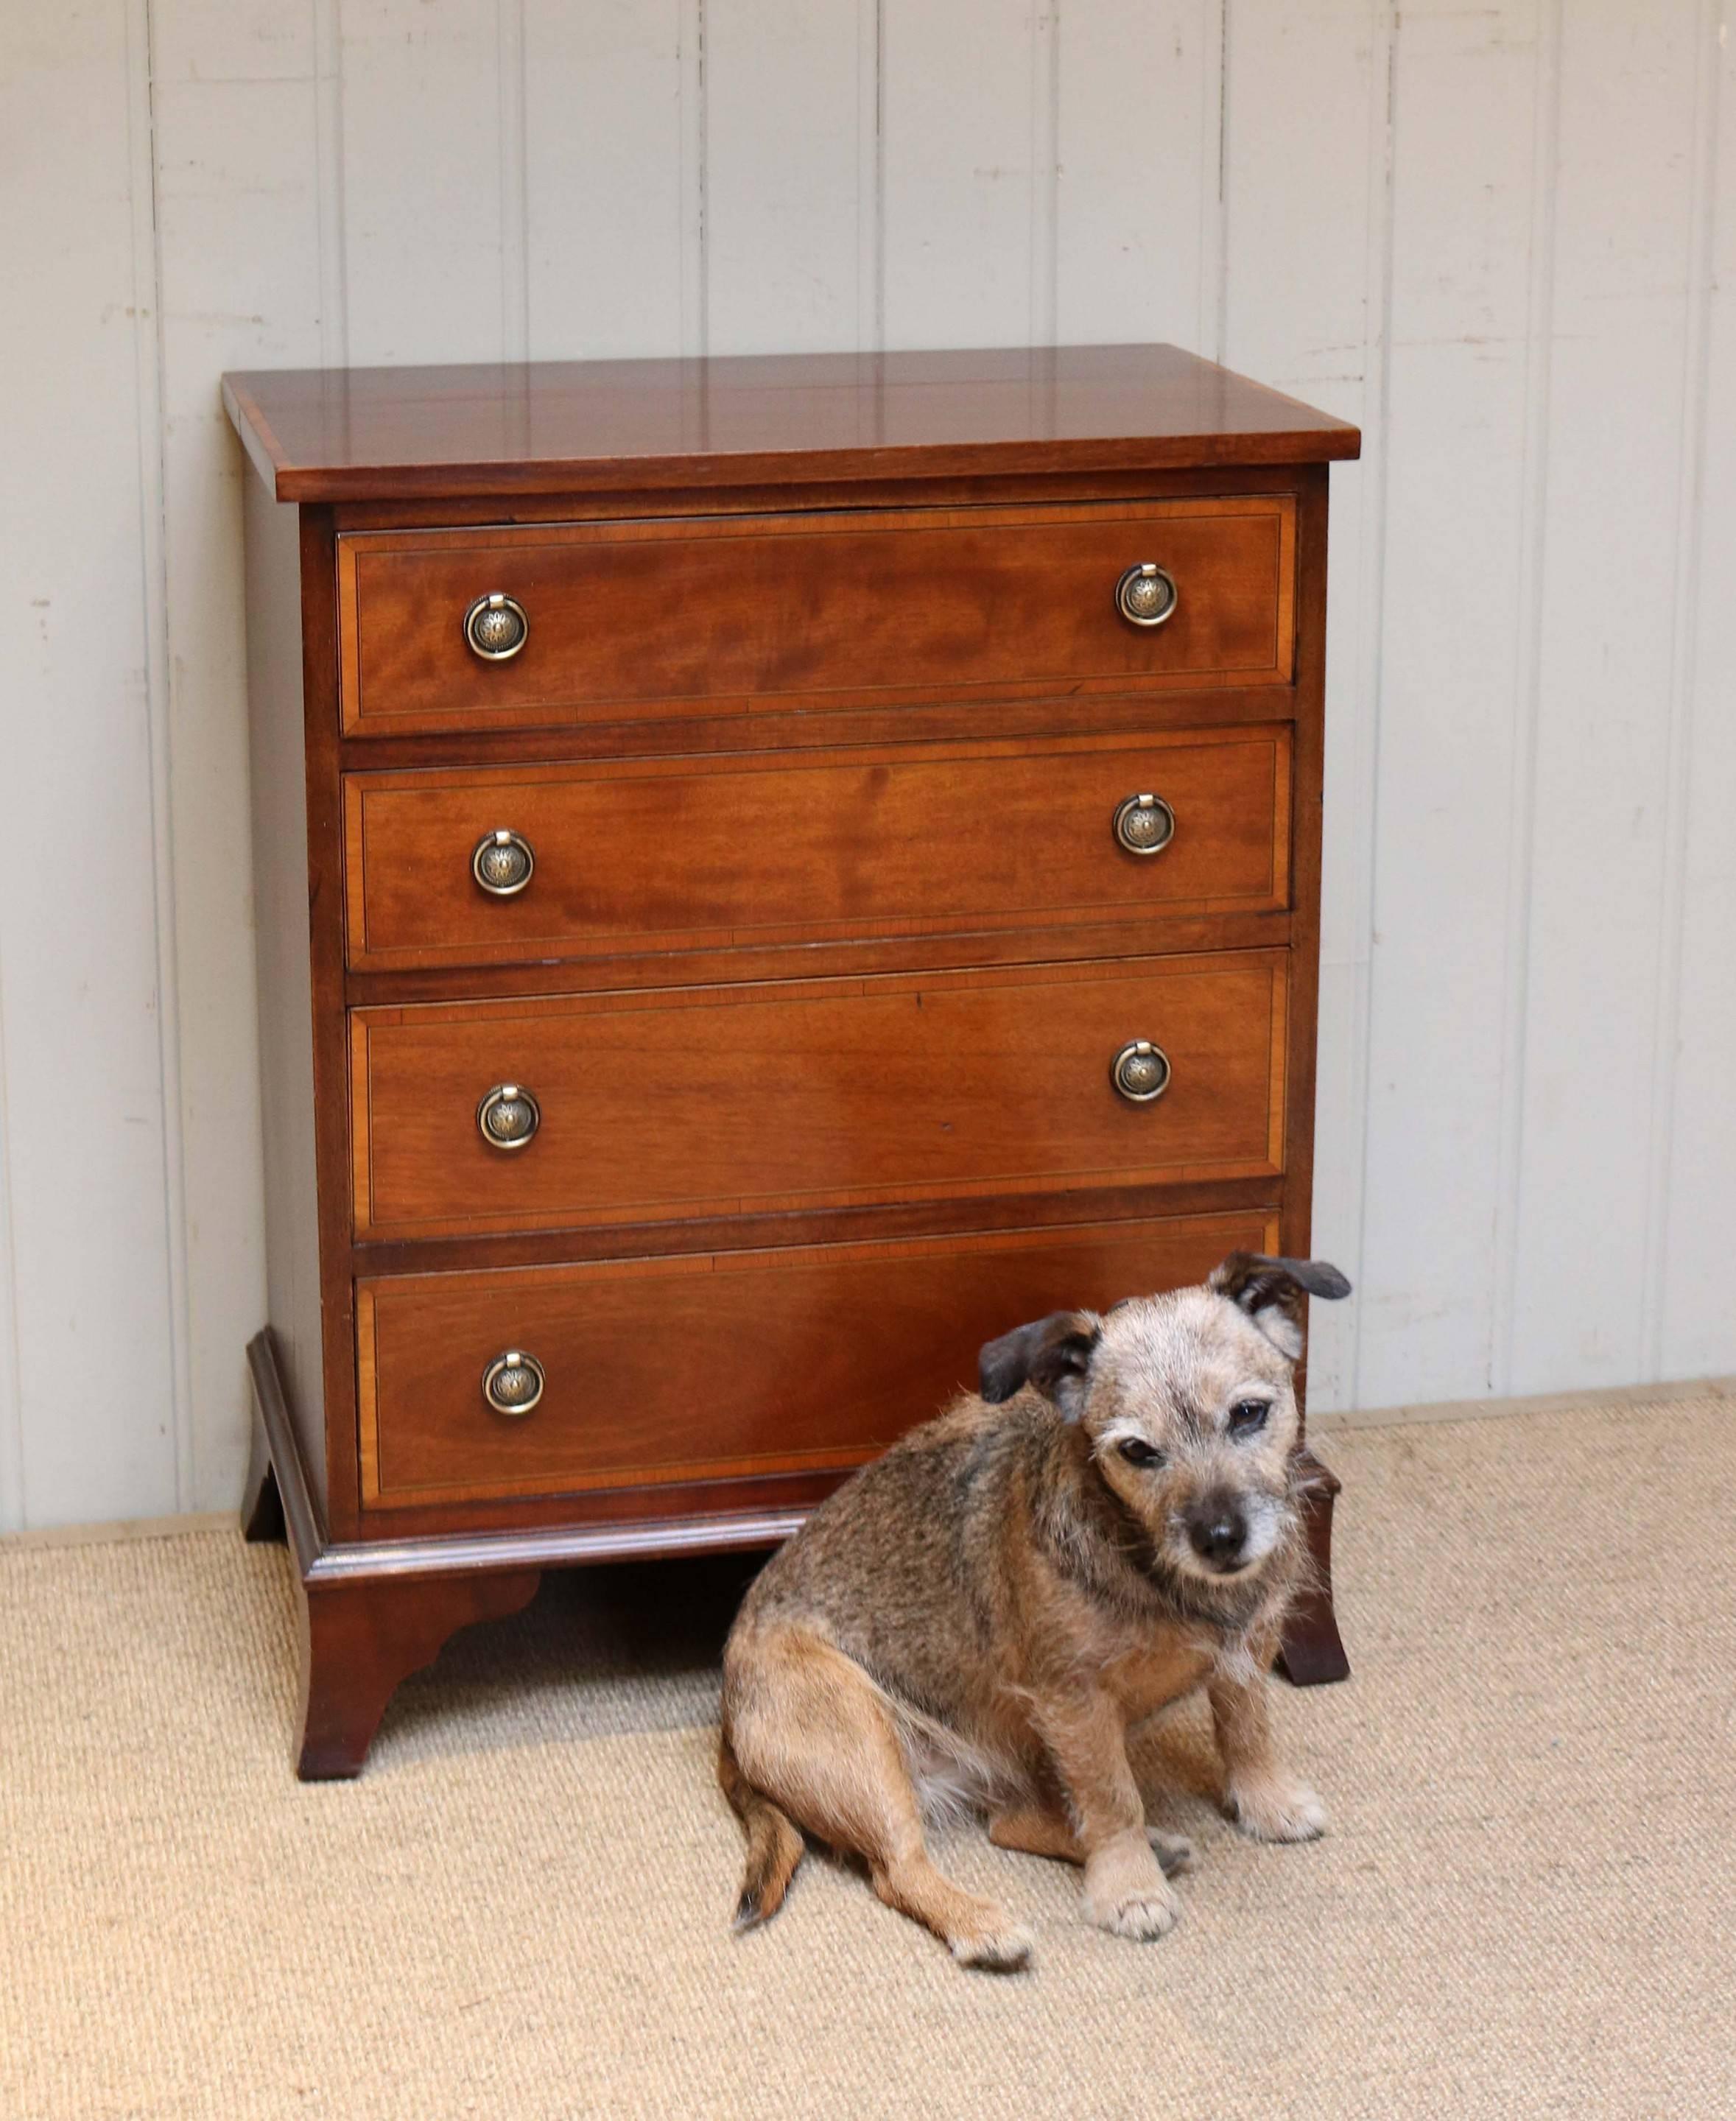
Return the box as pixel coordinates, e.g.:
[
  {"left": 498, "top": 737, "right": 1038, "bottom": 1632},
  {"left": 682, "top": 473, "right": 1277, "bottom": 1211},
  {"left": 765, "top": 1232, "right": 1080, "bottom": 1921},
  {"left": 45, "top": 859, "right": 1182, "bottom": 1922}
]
[
  {"left": 245, "top": 1328, "right": 326, "bottom": 1575},
  {"left": 1312, "top": 1371, "right": 1736, "bottom": 1434},
  {"left": 247, "top": 1326, "right": 810, "bottom": 1584},
  {"left": 7, "top": 1367, "right": 1732, "bottom": 1552},
  {"left": 0, "top": 1511, "right": 236, "bottom": 1552}
]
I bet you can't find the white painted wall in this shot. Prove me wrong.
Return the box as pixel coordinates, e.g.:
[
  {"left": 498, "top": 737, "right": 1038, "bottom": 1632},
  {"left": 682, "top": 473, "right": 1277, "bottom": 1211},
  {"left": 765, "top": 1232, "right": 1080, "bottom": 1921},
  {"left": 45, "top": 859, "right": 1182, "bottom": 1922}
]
[{"left": 1, "top": 0, "right": 1730, "bottom": 1531}]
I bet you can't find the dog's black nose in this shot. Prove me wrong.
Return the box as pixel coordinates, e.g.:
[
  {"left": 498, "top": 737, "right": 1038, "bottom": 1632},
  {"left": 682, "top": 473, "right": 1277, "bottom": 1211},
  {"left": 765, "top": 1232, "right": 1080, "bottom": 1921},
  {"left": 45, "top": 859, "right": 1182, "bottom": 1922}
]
[{"left": 1187, "top": 1505, "right": 1247, "bottom": 1567}]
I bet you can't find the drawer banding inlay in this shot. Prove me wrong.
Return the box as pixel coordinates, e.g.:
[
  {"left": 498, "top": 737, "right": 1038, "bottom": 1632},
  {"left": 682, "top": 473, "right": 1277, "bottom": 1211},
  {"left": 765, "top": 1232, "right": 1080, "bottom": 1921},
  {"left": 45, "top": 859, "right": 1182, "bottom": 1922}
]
[
  {"left": 337, "top": 496, "right": 1296, "bottom": 736},
  {"left": 356, "top": 1209, "right": 1283, "bottom": 1509},
  {"left": 342, "top": 725, "right": 1293, "bottom": 972},
  {"left": 349, "top": 951, "right": 1289, "bottom": 1241}
]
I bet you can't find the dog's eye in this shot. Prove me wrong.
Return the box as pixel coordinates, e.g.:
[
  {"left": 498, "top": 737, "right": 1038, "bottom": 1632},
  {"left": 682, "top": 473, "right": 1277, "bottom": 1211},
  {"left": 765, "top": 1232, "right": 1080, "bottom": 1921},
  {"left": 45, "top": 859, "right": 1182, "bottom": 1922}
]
[
  {"left": 1117, "top": 1438, "right": 1164, "bottom": 1468},
  {"left": 1228, "top": 1399, "right": 1271, "bottom": 1438}
]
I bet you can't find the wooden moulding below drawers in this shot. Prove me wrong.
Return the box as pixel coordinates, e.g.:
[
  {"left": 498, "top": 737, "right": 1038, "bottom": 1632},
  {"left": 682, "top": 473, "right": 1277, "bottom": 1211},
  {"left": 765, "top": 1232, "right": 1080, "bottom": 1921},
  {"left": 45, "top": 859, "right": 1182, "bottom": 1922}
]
[
  {"left": 342, "top": 724, "right": 1293, "bottom": 974},
  {"left": 348, "top": 949, "right": 1290, "bottom": 1241},
  {"left": 336, "top": 496, "right": 1296, "bottom": 736},
  {"left": 355, "top": 1207, "right": 1282, "bottom": 1510}
]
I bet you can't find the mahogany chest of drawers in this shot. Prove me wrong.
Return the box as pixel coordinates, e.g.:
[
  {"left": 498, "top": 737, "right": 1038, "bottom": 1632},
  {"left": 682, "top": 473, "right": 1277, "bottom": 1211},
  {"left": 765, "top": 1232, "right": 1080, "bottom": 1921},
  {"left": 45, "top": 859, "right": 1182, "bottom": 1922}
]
[{"left": 225, "top": 345, "right": 1360, "bottom": 1778}]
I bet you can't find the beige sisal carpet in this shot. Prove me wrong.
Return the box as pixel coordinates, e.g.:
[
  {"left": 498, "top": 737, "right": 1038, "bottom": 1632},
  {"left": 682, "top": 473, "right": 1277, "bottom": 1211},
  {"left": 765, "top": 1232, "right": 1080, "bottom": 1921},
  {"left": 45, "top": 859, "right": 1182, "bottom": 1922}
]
[{"left": 3, "top": 1393, "right": 1734, "bottom": 2120}]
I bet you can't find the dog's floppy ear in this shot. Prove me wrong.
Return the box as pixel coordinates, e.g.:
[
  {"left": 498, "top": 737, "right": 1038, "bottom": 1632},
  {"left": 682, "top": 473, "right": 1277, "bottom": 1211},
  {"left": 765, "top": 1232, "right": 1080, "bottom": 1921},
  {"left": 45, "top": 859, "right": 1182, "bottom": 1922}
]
[
  {"left": 978, "top": 1309, "right": 1101, "bottom": 1414},
  {"left": 1208, "top": 1253, "right": 1352, "bottom": 1360}
]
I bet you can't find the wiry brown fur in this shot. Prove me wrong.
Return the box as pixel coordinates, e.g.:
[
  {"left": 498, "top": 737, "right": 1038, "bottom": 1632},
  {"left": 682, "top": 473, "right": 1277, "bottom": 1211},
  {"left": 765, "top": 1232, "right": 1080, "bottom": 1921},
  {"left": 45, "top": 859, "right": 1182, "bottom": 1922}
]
[{"left": 717, "top": 1253, "right": 1350, "bottom": 1969}]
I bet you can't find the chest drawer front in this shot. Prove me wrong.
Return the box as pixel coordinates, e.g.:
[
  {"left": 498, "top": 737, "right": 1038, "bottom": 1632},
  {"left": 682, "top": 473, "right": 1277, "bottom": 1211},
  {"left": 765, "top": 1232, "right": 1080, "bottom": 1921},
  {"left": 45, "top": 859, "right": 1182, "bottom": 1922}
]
[
  {"left": 337, "top": 498, "right": 1295, "bottom": 736},
  {"left": 344, "top": 727, "right": 1293, "bottom": 972},
  {"left": 350, "top": 952, "right": 1287, "bottom": 1240},
  {"left": 356, "top": 1209, "right": 1280, "bottom": 1510}
]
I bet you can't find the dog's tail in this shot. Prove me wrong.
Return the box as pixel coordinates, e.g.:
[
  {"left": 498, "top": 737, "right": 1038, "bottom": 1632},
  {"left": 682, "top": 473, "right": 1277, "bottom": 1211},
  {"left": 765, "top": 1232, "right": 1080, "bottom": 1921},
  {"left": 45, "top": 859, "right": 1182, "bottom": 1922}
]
[{"left": 717, "top": 1729, "right": 805, "bottom": 1932}]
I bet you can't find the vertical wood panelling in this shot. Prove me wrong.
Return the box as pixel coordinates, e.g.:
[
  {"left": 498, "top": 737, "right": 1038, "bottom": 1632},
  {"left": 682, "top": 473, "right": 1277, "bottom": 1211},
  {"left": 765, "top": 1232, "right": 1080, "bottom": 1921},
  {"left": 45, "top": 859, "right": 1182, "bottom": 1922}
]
[
  {"left": 0, "top": 3, "right": 180, "bottom": 1527},
  {"left": 880, "top": 0, "right": 1044, "bottom": 347},
  {"left": 497, "top": 0, "right": 530, "bottom": 365},
  {"left": 1510, "top": 0, "right": 1707, "bottom": 1391},
  {"left": 1640, "top": 0, "right": 1722, "bottom": 1376},
  {"left": 0, "top": 1021, "right": 18, "bottom": 1529},
  {"left": 339, "top": 0, "right": 507, "bottom": 364},
  {"left": 706, "top": 1, "right": 868, "bottom": 352},
  {"left": 127, "top": 0, "right": 193, "bottom": 1514},
  {"left": 1355, "top": 1, "right": 1547, "bottom": 1405},
  {"left": 1196, "top": 0, "right": 1227, "bottom": 365},
  {"left": 1636, "top": 163, "right": 1709, "bottom": 1383},
  {"left": 148, "top": 0, "right": 326, "bottom": 1515},
  {"left": 313, "top": 0, "right": 350, "bottom": 368},
  {"left": 1, "top": 0, "right": 1733, "bottom": 1529},
  {"left": 522, "top": 1, "right": 686, "bottom": 359},
  {"left": 1489, "top": 0, "right": 1564, "bottom": 1399},
  {"left": 856, "top": 0, "right": 884, "bottom": 350},
  {"left": 678, "top": 0, "right": 706, "bottom": 356},
  {"left": 1220, "top": 0, "right": 1391, "bottom": 1411},
  {"left": 1029, "top": 0, "right": 1060, "bottom": 347},
  {"left": 1659, "top": 1, "right": 1734, "bottom": 1380},
  {"left": 1055, "top": 1, "right": 1217, "bottom": 347}
]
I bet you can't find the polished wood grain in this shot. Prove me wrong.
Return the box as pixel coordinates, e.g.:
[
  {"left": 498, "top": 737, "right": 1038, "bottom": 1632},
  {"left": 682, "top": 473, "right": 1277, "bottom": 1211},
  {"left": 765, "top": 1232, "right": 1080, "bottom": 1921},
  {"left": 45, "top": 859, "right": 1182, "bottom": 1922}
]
[
  {"left": 301, "top": 510, "right": 367, "bottom": 1541},
  {"left": 337, "top": 497, "right": 1294, "bottom": 736},
  {"left": 256, "top": 1315, "right": 827, "bottom": 1551},
  {"left": 326, "top": 462, "right": 1314, "bottom": 536},
  {"left": 343, "top": 725, "right": 1292, "bottom": 973},
  {"left": 342, "top": 912, "right": 1293, "bottom": 1013},
  {"left": 223, "top": 344, "right": 1360, "bottom": 504},
  {"left": 1275, "top": 1447, "right": 1350, "bottom": 1686},
  {"left": 243, "top": 479, "right": 328, "bottom": 1517},
  {"left": 295, "top": 1567, "right": 542, "bottom": 1779},
  {"left": 334, "top": 681, "right": 1304, "bottom": 823},
  {"left": 349, "top": 952, "right": 1289, "bottom": 1241},
  {"left": 1270, "top": 463, "right": 1349, "bottom": 1689},
  {"left": 1280, "top": 465, "right": 1331, "bottom": 1436},
  {"left": 348, "top": 1174, "right": 1285, "bottom": 1276},
  {"left": 356, "top": 1211, "right": 1282, "bottom": 1510}
]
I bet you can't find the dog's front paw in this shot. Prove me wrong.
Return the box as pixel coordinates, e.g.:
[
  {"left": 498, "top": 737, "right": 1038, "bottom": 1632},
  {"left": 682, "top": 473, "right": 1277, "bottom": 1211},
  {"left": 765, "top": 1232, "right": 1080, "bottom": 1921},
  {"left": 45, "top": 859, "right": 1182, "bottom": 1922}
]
[
  {"left": 1148, "top": 1828, "right": 1195, "bottom": 1876},
  {"left": 1086, "top": 1880, "right": 1181, "bottom": 1941},
  {"left": 952, "top": 1920, "right": 1036, "bottom": 1973},
  {"left": 1226, "top": 1773, "right": 1328, "bottom": 1843},
  {"left": 1083, "top": 1844, "right": 1181, "bottom": 1941}
]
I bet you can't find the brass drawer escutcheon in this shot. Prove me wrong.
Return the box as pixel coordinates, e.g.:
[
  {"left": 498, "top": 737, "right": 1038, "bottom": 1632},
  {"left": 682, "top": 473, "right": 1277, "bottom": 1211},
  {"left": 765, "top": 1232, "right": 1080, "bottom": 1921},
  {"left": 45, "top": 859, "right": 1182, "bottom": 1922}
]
[
  {"left": 477, "top": 1082, "right": 541, "bottom": 1150},
  {"left": 1114, "top": 561, "right": 1178, "bottom": 628},
  {"left": 1111, "top": 792, "right": 1176, "bottom": 857},
  {"left": 482, "top": 1350, "right": 544, "bottom": 1416},
  {"left": 1110, "top": 1040, "right": 1172, "bottom": 1103},
  {"left": 471, "top": 828, "right": 535, "bottom": 896},
  {"left": 463, "top": 591, "right": 529, "bottom": 661}
]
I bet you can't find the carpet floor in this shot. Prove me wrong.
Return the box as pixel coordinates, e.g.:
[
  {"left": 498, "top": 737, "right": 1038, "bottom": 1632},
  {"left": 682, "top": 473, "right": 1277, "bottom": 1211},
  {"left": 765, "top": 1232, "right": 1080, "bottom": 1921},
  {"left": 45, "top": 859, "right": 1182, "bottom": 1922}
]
[{"left": 2, "top": 1393, "right": 1732, "bottom": 2121}]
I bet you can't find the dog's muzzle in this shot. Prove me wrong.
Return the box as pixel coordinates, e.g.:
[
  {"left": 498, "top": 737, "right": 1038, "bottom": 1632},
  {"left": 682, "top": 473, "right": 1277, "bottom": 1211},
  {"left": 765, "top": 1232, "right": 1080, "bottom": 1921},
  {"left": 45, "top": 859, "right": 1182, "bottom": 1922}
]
[{"left": 1184, "top": 1497, "right": 1250, "bottom": 1572}]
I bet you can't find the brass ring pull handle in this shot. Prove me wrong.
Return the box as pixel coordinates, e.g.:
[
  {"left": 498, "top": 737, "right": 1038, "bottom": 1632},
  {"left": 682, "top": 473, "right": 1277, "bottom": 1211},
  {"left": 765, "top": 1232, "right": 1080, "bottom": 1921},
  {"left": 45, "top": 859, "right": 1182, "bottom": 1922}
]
[
  {"left": 1111, "top": 793, "right": 1176, "bottom": 857},
  {"left": 477, "top": 1083, "right": 541, "bottom": 1150},
  {"left": 1114, "top": 563, "right": 1178, "bottom": 629},
  {"left": 472, "top": 828, "right": 535, "bottom": 896},
  {"left": 463, "top": 591, "right": 530, "bottom": 661},
  {"left": 1110, "top": 1040, "right": 1172, "bottom": 1104},
  {"left": 483, "top": 1350, "right": 544, "bottom": 1417}
]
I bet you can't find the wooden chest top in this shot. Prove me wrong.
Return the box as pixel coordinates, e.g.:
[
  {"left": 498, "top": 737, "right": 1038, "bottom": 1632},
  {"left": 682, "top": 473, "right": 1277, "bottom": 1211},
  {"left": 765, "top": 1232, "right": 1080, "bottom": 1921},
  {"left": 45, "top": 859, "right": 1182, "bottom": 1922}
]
[{"left": 222, "top": 342, "right": 1360, "bottom": 503}]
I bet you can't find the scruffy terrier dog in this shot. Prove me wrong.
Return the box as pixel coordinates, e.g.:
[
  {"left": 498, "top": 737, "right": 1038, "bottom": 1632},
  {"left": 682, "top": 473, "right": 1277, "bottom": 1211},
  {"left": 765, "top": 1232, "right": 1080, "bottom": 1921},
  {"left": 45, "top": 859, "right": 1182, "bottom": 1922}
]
[{"left": 718, "top": 1252, "right": 1350, "bottom": 1969}]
